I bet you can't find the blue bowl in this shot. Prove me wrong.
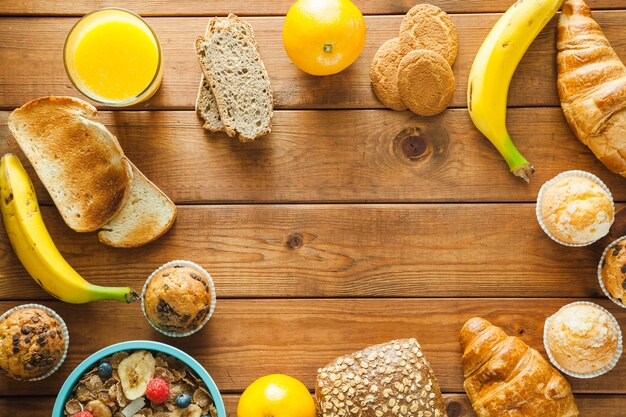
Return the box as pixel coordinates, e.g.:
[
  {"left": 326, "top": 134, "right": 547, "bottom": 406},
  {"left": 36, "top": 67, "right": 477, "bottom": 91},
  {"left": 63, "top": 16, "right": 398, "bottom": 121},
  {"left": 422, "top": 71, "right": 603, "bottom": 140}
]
[{"left": 52, "top": 340, "right": 226, "bottom": 417}]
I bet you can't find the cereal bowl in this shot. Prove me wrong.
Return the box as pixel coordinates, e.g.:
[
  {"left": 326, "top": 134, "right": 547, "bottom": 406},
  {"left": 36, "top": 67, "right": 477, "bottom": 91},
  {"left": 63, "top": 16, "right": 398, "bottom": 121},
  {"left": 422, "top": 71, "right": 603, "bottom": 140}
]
[{"left": 52, "top": 340, "right": 226, "bottom": 417}]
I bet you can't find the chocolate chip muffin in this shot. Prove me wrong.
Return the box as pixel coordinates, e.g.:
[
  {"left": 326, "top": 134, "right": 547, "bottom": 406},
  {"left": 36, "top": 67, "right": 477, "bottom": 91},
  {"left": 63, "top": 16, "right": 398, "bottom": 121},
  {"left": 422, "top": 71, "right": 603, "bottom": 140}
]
[
  {"left": 0, "top": 305, "right": 68, "bottom": 380},
  {"left": 601, "top": 237, "right": 626, "bottom": 305},
  {"left": 143, "top": 261, "right": 215, "bottom": 336}
]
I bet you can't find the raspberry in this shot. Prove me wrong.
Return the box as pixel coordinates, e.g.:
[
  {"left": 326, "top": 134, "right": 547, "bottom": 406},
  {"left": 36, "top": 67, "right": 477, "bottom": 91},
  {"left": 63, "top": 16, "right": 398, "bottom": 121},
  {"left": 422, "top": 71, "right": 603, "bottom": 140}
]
[
  {"left": 73, "top": 412, "right": 93, "bottom": 417},
  {"left": 146, "top": 378, "right": 170, "bottom": 403}
]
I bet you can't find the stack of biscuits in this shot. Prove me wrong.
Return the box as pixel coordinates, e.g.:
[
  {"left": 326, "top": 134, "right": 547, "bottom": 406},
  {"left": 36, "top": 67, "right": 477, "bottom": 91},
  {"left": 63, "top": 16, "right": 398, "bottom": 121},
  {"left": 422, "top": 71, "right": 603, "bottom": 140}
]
[{"left": 370, "top": 4, "right": 458, "bottom": 116}]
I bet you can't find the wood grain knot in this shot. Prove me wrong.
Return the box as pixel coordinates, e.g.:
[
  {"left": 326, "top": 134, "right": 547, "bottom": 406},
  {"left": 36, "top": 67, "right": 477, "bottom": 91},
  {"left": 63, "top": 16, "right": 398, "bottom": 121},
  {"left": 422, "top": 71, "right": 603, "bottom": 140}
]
[
  {"left": 393, "top": 126, "right": 449, "bottom": 165},
  {"left": 287, "top": 233, "right": 303, "bottom": 249},
  {"left": 398, "top": 128, "right": 430, "bottom": 160},
  {"left": 446, "top": 400, "right": 465, "bottom": 417}
]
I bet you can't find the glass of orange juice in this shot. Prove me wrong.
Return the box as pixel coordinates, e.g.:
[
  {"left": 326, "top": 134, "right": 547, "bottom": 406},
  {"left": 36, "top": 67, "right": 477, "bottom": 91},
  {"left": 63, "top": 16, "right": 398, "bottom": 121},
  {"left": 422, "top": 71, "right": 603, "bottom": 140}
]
[{"left": 64, "top": 8, "right": 163, "bottom": 106}]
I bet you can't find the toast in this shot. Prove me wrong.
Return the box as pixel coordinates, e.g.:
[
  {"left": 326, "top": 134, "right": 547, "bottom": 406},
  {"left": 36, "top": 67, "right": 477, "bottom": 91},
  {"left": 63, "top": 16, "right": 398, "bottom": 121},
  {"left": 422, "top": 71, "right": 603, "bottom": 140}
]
[
  {"left": 196, "top": 24, "right": 273, "bottom": 142},
  {"left": 195, "top": 14, "right": 258, "bottom": 133},
  {"left": 8, "top": 96, "right": 133, "bottom": 232},
  {"left": 98, "top": 160, "right": 176, "bottom": 248}
]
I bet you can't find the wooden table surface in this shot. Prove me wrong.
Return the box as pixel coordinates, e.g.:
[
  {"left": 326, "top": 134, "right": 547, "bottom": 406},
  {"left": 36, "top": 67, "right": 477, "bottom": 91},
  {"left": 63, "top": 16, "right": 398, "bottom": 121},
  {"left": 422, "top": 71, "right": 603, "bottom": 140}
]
[{"left": 2, "top": 1, "right": 626, "bottom": 416}]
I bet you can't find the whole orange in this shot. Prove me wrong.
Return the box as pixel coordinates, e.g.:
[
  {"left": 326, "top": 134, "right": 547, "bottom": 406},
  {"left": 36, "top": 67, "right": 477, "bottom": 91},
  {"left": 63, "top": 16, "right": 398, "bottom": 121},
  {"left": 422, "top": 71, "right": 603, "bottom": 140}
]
[
  {"left": 237, "top": 374, "right": 316, "bottom": 417},
  {"left": 282, "top": 0, "right": 366, "bottom": 76}
]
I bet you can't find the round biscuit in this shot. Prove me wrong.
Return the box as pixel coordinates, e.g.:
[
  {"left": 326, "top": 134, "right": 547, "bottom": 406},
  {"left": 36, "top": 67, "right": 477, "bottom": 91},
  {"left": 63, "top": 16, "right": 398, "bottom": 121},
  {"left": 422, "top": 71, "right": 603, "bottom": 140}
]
[
  {"left": 370, "top": 38, "right": 409, "bottom": 111},
  {"left": 399, "top": 4, "right": 458, "bottom": 66},
  {"left": 397, "top": 49, "right": 455, "bottom": 116}
]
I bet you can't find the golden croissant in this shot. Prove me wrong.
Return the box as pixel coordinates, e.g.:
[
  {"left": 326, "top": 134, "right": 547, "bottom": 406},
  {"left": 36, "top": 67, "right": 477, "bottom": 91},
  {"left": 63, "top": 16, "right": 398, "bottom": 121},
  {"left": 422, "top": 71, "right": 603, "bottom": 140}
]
[
  {"left": 557, "top": 0, "right": 626, "bottom": 177},
  {"left": 459, "top": 317, "right": 579, "bottom": 417}
]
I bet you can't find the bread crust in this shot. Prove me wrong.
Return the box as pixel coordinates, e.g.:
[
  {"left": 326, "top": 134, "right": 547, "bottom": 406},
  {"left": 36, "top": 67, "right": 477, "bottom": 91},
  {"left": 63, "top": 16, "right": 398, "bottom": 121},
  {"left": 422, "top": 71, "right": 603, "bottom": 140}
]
[{"left": 8, "top": 96, "right": 132, "bottom": 232}]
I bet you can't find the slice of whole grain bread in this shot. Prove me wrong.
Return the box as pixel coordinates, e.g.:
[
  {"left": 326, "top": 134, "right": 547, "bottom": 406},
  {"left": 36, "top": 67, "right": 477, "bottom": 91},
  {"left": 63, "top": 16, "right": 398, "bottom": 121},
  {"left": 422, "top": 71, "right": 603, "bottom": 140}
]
[
  {"left": 8, "top": 96, "right": 133, "bottom": 232},
  {"left": 98, "top": 159, "right": 176, "bottom": 248},
  {"left": 195, "top": 14, "right": 257, "bottom": 133},
  {"left": 195, "top": 23, "right": 273, "bottom": 142}
]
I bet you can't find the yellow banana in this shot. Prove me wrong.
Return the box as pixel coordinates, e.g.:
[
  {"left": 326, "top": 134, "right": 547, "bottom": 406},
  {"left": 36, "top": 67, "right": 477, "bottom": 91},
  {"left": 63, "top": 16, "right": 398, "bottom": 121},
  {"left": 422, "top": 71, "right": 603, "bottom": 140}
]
[
  {"left": 0, "top": 153, "right": 138, "bottom": 303},
  {"left": 468, "top": 0, "right": 563, "bottom": 182}
]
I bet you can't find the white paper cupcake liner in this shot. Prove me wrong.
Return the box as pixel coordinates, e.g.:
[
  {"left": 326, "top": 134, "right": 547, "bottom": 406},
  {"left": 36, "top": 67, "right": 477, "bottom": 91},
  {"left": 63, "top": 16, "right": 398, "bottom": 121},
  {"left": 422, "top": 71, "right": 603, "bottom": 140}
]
[
  {"left": 0, "top": 303, "right": 69, "bottom": 381},
  {"left": 535, "top": 170, "right": 614, "bottom": 247},
  {"left": 598, "top": 236, "right": 626, "bottom": 309},
  {"left": 142, "top": 260, "right": 217, "bottom": 337},
  {"left": 544, "top": 301, "right": 622, "bottom": 378}
]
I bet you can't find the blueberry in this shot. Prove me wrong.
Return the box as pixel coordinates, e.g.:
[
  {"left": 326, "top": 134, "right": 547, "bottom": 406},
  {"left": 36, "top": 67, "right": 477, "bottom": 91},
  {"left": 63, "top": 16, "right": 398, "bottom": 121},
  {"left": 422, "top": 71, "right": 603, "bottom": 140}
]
[
  {"left": 98, "top": 362, "right": 113, "bottom": 378},
  {"left": 176, "top": 393, "right": 191, "bottom": 408}
]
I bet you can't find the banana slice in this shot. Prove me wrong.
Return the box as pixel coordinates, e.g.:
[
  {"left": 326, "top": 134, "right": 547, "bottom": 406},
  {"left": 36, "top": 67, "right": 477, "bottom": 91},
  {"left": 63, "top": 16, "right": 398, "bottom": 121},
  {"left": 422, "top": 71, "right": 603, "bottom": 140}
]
[
  {"left": 85, "top": 400, "right": 112, "bottom": 417},
  {"left": 172, "top": 404, "right": 202, "bottom": 417},
  {"left": 117, "top": 350, "right": 156, "bottom": 400}
]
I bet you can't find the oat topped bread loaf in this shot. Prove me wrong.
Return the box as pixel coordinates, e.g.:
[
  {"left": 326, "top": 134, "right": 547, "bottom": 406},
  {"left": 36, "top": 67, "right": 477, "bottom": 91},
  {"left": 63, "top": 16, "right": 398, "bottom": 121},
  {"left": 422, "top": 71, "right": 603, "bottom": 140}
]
[
  {"left": 316, "top": 338, "right": 446, "bottom": 417},
  {"left": 0, "top": 306, "right": 67, "bottom": 380},
  {"left": 8, "top": 96, "right": 133, "bottom": 232}
]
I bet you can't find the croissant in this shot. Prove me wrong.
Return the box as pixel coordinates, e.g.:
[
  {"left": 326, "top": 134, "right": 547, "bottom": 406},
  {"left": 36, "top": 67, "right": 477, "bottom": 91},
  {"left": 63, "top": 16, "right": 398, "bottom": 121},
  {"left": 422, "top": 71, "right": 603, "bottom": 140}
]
[
  {"left": 557, "top": 0, "right": 626, "bottom": 177},
  {"left": 459, "top": 317, "right": 578, "bottom": 417}
]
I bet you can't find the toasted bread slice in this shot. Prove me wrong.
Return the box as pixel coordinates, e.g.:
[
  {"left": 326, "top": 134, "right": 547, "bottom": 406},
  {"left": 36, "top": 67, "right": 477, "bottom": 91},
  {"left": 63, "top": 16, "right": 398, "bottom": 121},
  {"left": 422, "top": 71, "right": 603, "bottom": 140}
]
[
  {"left": 196, "top": 24, "right": 273, "bottom": 142},
  {"left": 196, "top": 14, "right": 257, "bottom": 133},
  {"left": 98, "top": 160, "right": 176, "bottom": 248},
  {"left": 8, "top": 96, "right": 133, "bottom": 232}
]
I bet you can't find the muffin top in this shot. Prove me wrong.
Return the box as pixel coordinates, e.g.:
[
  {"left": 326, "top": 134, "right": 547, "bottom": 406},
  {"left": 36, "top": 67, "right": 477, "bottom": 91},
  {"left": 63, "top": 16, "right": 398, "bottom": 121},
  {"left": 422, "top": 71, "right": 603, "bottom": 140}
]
[
  {"left": 144, "top": 265, "right": 213, "bottom": 334},
  {"left": 546, "top": 303, "right": 620, "bottom": 375},
  {"left": 540, "top": 175, "right": 613, "bottom": 244},
  {"left": 0, "top": 307, "right": 66, "bottom": 379},
  {"left": 601, "top": 238, "right": 626, "bottom": 305}
]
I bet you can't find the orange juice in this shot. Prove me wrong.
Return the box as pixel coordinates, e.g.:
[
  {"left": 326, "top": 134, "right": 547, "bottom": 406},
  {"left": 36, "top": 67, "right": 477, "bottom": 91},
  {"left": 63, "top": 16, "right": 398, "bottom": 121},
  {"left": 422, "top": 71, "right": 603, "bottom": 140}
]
[{"left": 64, "top": 9, "right": 162, "bottom": 106}]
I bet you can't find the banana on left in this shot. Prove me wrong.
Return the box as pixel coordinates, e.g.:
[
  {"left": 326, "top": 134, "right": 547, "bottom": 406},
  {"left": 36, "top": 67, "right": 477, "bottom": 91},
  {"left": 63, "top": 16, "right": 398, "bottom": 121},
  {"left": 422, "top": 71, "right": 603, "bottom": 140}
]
[{"left": 0, "top": 153, "right": 139, "bottom": 303}]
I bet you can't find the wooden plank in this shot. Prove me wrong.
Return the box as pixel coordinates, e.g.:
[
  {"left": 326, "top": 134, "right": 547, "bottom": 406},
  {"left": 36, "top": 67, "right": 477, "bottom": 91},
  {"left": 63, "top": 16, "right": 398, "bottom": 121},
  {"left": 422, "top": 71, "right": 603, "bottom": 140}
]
[
  {"left": 2, "top": 394, "right": 626, "bottom": 417},
  {"left": 3, "top": 109, "right": 626, "bottom": 205},
  {"left": 0, "top": 203, "right": 623, "bottom": 300},
  {"left": 1, "top": 0, "right": 624, "bottom": 16},
  {"left": 0, "top": 299, "right": 625, "bottom": 396},
  {"left": 0, "top": 13, "right": 624, "bottom": 110}
]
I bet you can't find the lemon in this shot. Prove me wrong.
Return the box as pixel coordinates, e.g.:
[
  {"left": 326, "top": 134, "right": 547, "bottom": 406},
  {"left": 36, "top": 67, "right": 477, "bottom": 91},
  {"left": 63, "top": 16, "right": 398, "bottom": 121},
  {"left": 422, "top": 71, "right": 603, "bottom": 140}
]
[
  {"left": 237, "top": 374, "right": 316, "bottom": 417},
  {"left": 282, "top": 0, "right": 366, "bottom": 76}
]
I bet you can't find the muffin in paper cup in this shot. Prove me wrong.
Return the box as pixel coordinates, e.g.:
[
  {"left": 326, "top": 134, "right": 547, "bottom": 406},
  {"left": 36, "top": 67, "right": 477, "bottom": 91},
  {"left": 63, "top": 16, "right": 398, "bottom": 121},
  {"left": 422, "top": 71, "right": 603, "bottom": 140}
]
[
  {"left": 544, "top": 301, "right": 622, "bottom": 378},
  {"left": 142, "top": 260, "right": 216, "bottom": 337},
  {"left": 598, "top": 235, "right": 626, "bottom": 309},
  {"left": 536, "top": 170, "right": 614, "bottom": 247},
  {"left": 0, "top": 303, "right": 69, "bottom": 381}
]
